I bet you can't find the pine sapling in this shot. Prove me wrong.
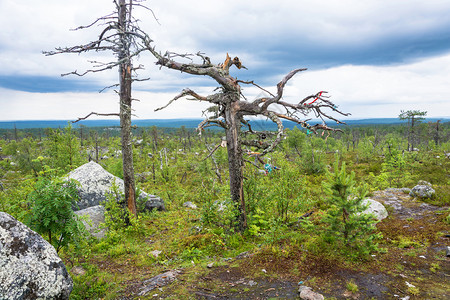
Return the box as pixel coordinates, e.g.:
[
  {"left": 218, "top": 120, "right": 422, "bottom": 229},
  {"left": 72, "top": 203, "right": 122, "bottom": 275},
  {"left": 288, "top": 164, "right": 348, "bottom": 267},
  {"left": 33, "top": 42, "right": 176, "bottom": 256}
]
[{"left": 321, "top": 160, "right": 382, "bottom": 257}]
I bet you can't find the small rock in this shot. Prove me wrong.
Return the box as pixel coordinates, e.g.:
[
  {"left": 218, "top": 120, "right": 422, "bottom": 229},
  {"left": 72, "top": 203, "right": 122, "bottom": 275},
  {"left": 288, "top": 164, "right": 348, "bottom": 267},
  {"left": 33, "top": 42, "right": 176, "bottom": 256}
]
[
  {"left": 298, "top": 286, "right": 324, "bottom": 300},
  {"left": 150, "top": 250, "right": 162, "bottom": 258},
  {"left": 409, "top": 184, "right": 435, "bottom": 199},
  {"left": 71, "top": 266, "right": 86, "bottom": 276},
  {"left": 183, "top": 201, "right": 197, "bottom": 209},
  {"left": 360, "top": 198, "right": 388, "bottom": 220},
  {"left": 248, "top": 280, "right": 257, "bottom": 286},
  {"left": 207, "top": 263, "right": 214, "bottom": 268}
]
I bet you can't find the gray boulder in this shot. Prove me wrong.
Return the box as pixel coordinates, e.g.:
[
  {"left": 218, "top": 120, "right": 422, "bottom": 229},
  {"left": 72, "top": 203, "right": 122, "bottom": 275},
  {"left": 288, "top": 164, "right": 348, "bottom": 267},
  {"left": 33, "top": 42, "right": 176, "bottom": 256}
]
[
  {"left": 409, "top": 183, "right": 435, "bottom": 199},
  {"left": 0, "top": 212, "right": 73, "bottom": 299},
  {"left": 74, "top": 205, "right": 106, "bottom": 239},
  {"left": 361, "top": 199, "right": 388, "bottom": 221},
  {"left": 66, "top": 161, "right": 164, "bottom": 211}
]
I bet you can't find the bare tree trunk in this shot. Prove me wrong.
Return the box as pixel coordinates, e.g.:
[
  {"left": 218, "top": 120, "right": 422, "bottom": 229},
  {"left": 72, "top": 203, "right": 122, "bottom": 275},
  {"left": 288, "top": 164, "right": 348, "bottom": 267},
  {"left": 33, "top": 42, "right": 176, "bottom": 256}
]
[
  {"left": 434, "top": 120, "right": 440, "bottom": 146},
  {"left": 118, "top": 0, "right": 136, "bottom": 217},
  {"left": 225, "top": 101, "right": 247, "bottom": 230},
  {"left": 95, "top": 132, "right": 99, "bottom": 163}
]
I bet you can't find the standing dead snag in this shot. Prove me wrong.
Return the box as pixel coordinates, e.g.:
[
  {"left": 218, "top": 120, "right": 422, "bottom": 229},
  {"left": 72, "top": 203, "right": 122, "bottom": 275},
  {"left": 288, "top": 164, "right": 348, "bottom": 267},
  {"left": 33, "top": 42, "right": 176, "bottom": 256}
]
[
  {"left": 150, "top": 50, "right": 349, "bottom": 231},
  {"left": 44, "top": 0, "right": 158, "bottom": 219}
]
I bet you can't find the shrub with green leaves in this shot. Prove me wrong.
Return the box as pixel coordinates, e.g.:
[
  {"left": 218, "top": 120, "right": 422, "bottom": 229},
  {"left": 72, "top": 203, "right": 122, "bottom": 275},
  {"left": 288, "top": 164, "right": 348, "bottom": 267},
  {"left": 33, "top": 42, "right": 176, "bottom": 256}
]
[{"left": 26, "top": 176, "right": 84, "bottom": 252}]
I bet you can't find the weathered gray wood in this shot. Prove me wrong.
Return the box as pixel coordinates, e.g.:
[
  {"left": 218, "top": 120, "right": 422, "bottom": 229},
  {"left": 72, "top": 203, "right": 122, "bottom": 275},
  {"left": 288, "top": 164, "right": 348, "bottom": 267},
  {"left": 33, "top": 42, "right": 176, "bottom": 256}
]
[{"left": 118, "top": 0, "right": 137, "bottom": 217}]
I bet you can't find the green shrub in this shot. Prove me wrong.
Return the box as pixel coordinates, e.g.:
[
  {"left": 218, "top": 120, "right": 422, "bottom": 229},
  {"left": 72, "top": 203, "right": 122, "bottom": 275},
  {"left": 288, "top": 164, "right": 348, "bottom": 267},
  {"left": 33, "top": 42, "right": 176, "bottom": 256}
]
[{"left": 26, "top": 176, "right": 85, "bottom": 252}]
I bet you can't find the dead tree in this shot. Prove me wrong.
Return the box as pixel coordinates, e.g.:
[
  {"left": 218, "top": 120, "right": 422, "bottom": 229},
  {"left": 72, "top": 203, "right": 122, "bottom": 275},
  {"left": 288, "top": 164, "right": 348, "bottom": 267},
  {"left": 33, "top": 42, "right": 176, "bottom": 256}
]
[
  {"left": 44, "top": 0, "right": 157, "bottom": 218},
  {"left": 399, "top": 110, "right": 427, "bottom": 151},
  {"left": 142, "top": 49, "right": 349, "bottom": 231}
]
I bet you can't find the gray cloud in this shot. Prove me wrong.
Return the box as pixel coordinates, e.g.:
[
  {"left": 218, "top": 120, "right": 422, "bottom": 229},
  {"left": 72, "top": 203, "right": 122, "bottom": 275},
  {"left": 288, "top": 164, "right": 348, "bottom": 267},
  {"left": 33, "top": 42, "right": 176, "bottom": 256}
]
[{"left": 0, "top": 0, "right": 449, "bottom": 119}]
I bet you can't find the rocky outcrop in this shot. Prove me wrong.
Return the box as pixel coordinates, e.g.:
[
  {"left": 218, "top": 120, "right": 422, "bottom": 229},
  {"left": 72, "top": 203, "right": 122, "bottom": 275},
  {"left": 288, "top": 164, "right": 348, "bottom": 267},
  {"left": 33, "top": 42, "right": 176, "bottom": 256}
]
[
  {"left": 74, "top": 205, "right": 106, "bottom": 239},
  {"left": 409, "top": 181, "right": 435, "bottom": 199},
  {"left": 66, "top": 161, "right": 165, "bottom": 211},
  {"left": 138, "top": 269, "right": 182, "bottom": 296},
  {"left": 0, "top": 212, "right": 73, "bottom": 299},
  {"left": 361, "top": 199, "right": 388, "bottom": 220}
]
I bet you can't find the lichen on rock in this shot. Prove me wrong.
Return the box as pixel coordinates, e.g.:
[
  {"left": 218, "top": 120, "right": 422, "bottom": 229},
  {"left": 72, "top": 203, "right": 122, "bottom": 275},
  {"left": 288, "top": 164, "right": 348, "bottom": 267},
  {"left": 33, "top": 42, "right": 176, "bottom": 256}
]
[{"left": 0, "top": 212, "right": 73, "bottom": 299}]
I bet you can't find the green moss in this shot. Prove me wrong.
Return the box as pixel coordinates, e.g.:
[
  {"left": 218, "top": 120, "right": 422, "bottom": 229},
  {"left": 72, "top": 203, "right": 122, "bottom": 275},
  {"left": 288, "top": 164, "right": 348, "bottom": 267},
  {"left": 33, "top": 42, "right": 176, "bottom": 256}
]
[
  {"left": 346, "top": 279, "right": 359, "bottom": 293},
  {"left": 395, "top": 236, "right": 422, "bottom": 249},
  {"left": 407, "top": 286, "right": 420, "bottom": 296}
]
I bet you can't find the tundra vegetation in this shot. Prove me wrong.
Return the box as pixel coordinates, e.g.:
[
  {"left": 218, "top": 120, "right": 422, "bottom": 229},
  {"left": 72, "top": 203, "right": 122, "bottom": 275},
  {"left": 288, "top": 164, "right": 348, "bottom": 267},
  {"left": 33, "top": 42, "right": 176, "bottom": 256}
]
[{"left": 0, "top": 119, "right": 449, "bottom": 298}]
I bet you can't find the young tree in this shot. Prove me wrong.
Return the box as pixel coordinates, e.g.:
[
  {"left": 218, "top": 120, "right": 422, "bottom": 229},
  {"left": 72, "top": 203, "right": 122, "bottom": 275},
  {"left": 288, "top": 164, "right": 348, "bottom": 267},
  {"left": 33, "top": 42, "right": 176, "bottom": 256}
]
[
  {"left": 138, "top": 48, "right": 349, "bottom": 230},
  {"left": 27, "top": 176, "right": 84, "bottom": 253},
  {"left": 399, "top": 110, "right": 427, "bottom": 151},
  {"left": 44, "top": 0, "right": 157, "bottom": 218},
  {"left": 320, "top": 160, "right": 382, "bottom": 257},
  {"left": 44, "top": 124, "right": 82, "bottom": 173}
]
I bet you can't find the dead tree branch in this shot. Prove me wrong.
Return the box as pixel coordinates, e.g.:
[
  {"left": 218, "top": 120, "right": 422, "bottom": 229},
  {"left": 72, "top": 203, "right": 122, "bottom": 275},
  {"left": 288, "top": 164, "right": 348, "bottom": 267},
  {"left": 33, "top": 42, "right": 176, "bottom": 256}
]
[{"left": 72, "top": 112, "right": 120, "bottom": 123}]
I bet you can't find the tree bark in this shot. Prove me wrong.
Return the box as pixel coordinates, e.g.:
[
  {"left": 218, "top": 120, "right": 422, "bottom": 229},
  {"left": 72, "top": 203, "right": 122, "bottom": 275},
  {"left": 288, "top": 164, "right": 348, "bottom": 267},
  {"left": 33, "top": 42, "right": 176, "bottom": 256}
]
[
  {"left": 118, "top": 0, "right": 137, "bottom": 217},
  {"left": 224, "top": 100, "right": 247, "bottom": 230}
]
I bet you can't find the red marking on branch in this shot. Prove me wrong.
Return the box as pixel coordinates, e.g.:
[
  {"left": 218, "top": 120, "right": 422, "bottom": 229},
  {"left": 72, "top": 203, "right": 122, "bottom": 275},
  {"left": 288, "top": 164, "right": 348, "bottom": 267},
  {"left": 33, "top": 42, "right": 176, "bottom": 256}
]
[{"left": 305, "top": 91, "right": 323, "bottom": 105}]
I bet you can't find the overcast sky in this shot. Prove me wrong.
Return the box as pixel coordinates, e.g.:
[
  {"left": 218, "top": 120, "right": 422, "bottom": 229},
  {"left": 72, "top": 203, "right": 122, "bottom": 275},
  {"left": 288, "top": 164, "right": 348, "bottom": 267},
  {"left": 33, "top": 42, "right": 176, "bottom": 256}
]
[{"left": 0, "top": 0, "right": 449, "bottom": 122}]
